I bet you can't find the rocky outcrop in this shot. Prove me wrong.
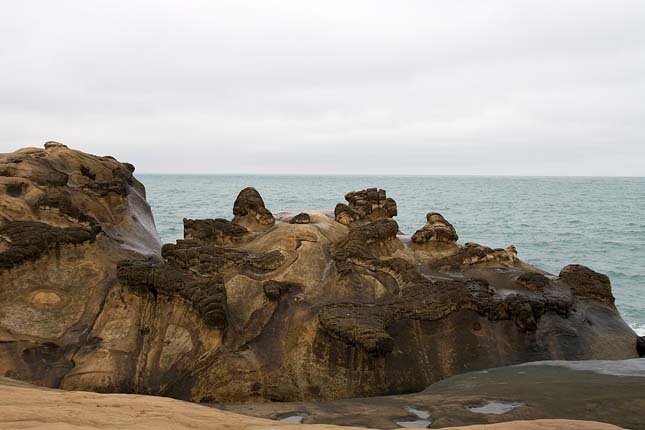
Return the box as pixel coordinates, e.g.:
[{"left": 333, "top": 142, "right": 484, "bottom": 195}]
[
  {"left": 183, "top": 218, "right": 250, "bottom": 246},
  {"left": 0, "top": 144, "right": 639, "bottom": 405},
  {"left": 0, "top": 143, "right": 160, "bottom": 391},
  {"left": 429, "top": 243, "right": 519, "bottom": 271},
  {"left": 232, "top": 187, "right": 275, "bottom": 230},
  {"left": 289, "top": 212, "right": 311, "bottom": 224},
  {"left": 334, "top": 188, "right": 397, "bottom": 226},
  {"left": 559, "top": 264, "right": 615, "bottom": 305},
  {"left": 411, "top": 212, "right": 459, "bottom": 245}
]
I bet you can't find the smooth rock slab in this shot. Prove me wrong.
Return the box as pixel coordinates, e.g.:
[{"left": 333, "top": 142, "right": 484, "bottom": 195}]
[{"left": 218, "top": 360, "right": 645, "bottom": 430}]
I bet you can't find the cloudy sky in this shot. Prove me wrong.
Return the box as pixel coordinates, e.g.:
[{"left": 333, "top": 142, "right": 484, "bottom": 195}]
[{"left": 1, "top": 1, "right": 644, "bottom": 175}]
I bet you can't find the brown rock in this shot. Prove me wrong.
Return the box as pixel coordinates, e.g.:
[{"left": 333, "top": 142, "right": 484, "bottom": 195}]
[
  {"left": 232, "top": 187, "right": 274, "bottom": 230},
  {"left": 289, "top": 212, "right": 311, "bottom": 224},
  {"left": 0, "top": 147, "right": 638, "bottom": 405},
  {"left": 334, "top": 188, "right": 397, "bottom": 226},
  {"left": 184, "top": 218, "right": 250, "bottom": 246},
  {"left": 411, "top": 212, "right": 459, "bottom": 245},
  {"left": 559, "top": 264, "right": 615, "bottom": 305},
  {"left": 516, "top": 272, "right": 552, "bottom": 291}
]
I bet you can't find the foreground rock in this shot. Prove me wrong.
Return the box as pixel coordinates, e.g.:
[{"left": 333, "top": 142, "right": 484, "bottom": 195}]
[
  {"left": 0, "top": 143, "right": 160, "bottom": 389},
  {"left": 0, "top": 377, "right": 627, "bottom": 430},
  {"left": 0, "top": 144, "right": 639, "bottom": 404},
  {"left": 220, "top": 359, "right": 645, "bottom": 430}
]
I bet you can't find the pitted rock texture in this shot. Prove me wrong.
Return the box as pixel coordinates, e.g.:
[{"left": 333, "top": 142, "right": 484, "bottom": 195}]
[
  {"left": 334, "top": 188, "right": 397, "bottom": 226},
  {"left": 0, "top": 221, "right": 99, "bottom": 269},
  {"left": 559, "top": 264, "right": 615, "bottom": 305},
  {"left": 289, "top": 212, "right": 311, "bottom": 224},
  {"left": 183, "top": 218, "right": 250, "bottom": 246},
  {"left": 412, "top": 212, "right": 459, "bottom": 245},
  {"left": 232, "top": 187, "right": 275, "bottom": 230},
  {"left": 0, "top": 143, "right": 161, "bottom": 394},
  {"left": 117, "top": 258, "right": 228, "bottom": 329},
  {"left": 0, "top": 144, "right": 639, "bottom": 404}
]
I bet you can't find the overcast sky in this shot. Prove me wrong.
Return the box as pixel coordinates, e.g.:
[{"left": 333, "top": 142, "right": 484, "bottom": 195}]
[{"left": 1, "top": 1, "right": 644, "bottom": 175}]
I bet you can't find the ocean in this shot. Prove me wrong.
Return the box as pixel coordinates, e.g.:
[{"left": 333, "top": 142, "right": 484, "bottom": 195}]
[{"left": 140, "top": 175, "right": 645, "bottom": 336}]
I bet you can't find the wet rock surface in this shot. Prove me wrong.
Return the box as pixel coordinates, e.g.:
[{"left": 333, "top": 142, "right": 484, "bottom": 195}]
[
  {"left": 219, "top": 360, "right": 645, "bottom": 430},
  {"left": 0, "top": 145, "right": 639, "bottom": 406},
  {"left": 0, "top": 377, "right": 628, "bottom": 430}
]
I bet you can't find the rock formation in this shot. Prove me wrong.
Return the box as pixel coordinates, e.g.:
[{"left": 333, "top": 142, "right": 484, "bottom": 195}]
[
  {"left": 0, "top": 142, "right": 161, "bottom": 389},
  {"left": 334, "top": 188, "right": 397, "bottom": 226},
  {"left": 411, "top": 212, "right": 459, "bottom": 245},
  {"left": 232, "top": 187, "right": 275, "bottom": 231},
  {"left": 0, "top": 144, "right": 640, "bottom": 405}
]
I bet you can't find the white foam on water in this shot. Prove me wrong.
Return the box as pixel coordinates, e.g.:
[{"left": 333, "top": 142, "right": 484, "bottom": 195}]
[
  {"left": 278, "top": 413, "right": 307, "bottom": 424},
  {"left": 394, "top": 406, "right": 432, "bottom": 428},
  {"left": 519, "top": 358, "right": 645, "bottom": 377},
  {"left": 630, "top": 322, "right": 645, "bottom": 336},
  {"left": 466, "top": 401, "right": 522, "bottom": 415}
]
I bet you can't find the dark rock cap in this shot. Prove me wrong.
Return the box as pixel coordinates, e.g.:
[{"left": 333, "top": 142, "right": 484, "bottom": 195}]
[
  {"left": 411, "top": 212, "right": 459, "bottom": 245},
  {"left": 289, "top": 212, "right": 311, "bottom": 224},
  {"left": 334, "top": 188, "right": 397, "bottom": 226},
  {"left": 232, "top": 187, "right": 275, "bottom": 229}
]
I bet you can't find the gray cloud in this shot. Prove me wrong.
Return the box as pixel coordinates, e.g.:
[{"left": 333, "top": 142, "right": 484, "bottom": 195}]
[{"left": 1, "top": 0, "right": 644, "bottom": 175}]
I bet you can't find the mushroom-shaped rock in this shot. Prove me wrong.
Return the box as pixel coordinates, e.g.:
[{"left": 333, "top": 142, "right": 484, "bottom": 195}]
[
  {"left": 559, "top": 264, "right": 615, "bottom": 305},
  {"left": 334, "top": 188, "right": 397, "bottom": 226},
  {"left": 232, "top": 187, "right": 275, "bottom": 230},
  {"left": 411, "top": 212, "right": 459, "bottom": 245}
]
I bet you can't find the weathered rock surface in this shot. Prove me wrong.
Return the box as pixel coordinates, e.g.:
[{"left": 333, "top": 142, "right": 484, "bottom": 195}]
[
  {"left": 220, "top": 359, "right": 645, "bottom": 430},
  {"left": 0, "top": 377, "right": 626, "bottom": 430},
  {"left": 411, "top": 212, "right": 459, "bottom": 245},
  {"left": 0, "top": 143, "right": 160, "bottom": 391},
  {"left": 289, "top": 212, "right": 311, "bottom": 224},
  {"left": 232, "top": 187, "right": 275, "bottom": 231},
  {"left": 0, "top": 145, "right": 639, "bottom": 405},
  {"left": 334, "top": 188, "right": 397, "bottom": 226}
]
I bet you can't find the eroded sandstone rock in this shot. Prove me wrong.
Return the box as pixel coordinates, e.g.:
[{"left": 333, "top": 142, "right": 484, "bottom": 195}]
[
  {"left": 289, "top": 212, "right": 311, "bottom": 224},
  {"left": 559, "top": 264, "right": 615, "bottom": 305},
  {"left": 334, "top": 188, "right": 397, "bottom": 226},
  {"left": 0, "top": 144, "right": 639, "bottom": 404},
  {"left": 0, "top": 142, "right": 161, "bottom": 392},
  {"left": 232, "top": 187, "right": 275, "bottom": 230},
  {"left": 412, "top": 212, "right": 459, "bottom": 245},
  {"left": 183, "top": 218, "right": 250, "bottom": 246}
]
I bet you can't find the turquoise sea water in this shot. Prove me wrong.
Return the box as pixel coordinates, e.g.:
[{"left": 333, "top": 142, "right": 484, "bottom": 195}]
[{"left": 140, "top": 175, "right": 645, "bottom": 336}]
